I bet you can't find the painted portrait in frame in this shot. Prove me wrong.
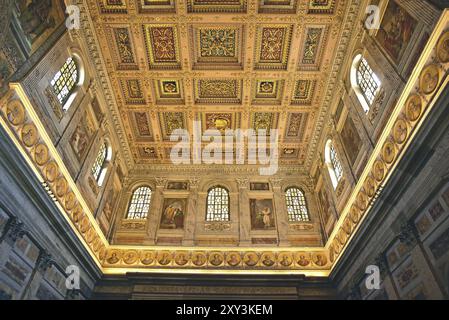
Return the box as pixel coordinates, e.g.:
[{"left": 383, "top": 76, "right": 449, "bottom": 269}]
[
  {"left": 375, "top": 0, "right": 417, "bottom": 64},
  {"left": 70, "top": 112, "right": 95, "bottom": 161},
  {"left": 13, "top": 0, "right": 66, "bottom": 55},
  {"left": 340, "top": 115, "right": 362, "bottom": 166},
  {"left": 160, "top": 198, "right": 186, "bottom": 229},
  {"left": 250, "top": 199, "right": 275, "bottom": 230}
]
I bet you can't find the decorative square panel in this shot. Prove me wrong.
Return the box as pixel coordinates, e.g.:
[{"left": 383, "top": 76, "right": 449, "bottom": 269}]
[
  {"left": 143, "top": 25, "right": 181, "bottom": 69},
  {"left": 258, "top": 0, "right": 297, "bottom": 14},
  {"left": 250, "top": 182, "right": 270, "bottom": 191},
  {"left": 195, "top": 79, "right": 242, "bottom": 104},
  {"left": 252, "top": 80, "right": 284, "bottom": 105},
  {"left": 159, "top": 112, "right": 186, "bottom": 140},
  {"left": 120, "top": 79, "right": 146, "bottom": 105},
  {"left": 281, "top": 148, "right": 299, "bottom": 159},
  {"left": 250, "top": 112, "right": 279, "bottom": 133},
  {"left": 285, "top": 113, "right": 309, "bottom": 141},
  {"left": 291, "top": 80, "right": 316, "bottom": 105},
  {"left": 129, "top": 111, "right": 153, "bottom": 141},
  {"left": 153, "top": 79, "right": 184, "bottom": 104},
  {"left": 308, "top": 0, "right": 336, "bottom": 14},
  {"left": 136, "top": 146, "right": 159, "bottom": 159},
  {"left": 187, "top": 0, "right": 247, "bottom": 13},
  {"left": 109, "top": 27, "right": 139, "bottom": 70},
  {"left": 199, "top": 112, "right": 241, "bottom": 135},
  {"left": 99, "top": 0, "right": 128, "bottom": 13},
  {"left": 254, "top": 25, "right": 293, "bottom": 70},
  {"left": 298, "top": 26, "right": 328, "bottom": 71},
  {"left": 137, "top": 0, "right": 176, "bottom": 13},
  {"left": 166, "top": 181, "right": 189, "bottom": 190},
  {"left": 190, "top": 25, "right": 244, "bottom": 70}
]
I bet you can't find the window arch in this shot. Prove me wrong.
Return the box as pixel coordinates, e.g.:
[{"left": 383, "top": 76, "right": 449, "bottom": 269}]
[
  {"left": 50, "top": 57, "right": 79, "bottom": 110},
  {"left": 325, "top": 140, "right": 343, "bottom": 189},
  {"left": 285, "top": 187, "right": 310, "bottom": 222},
  {"left": 206, "top": 186, "right": 230, "bottom": 221},
  {"left": 91, "top": 141, "right": 112, "bottom": 187},
  {"left": 126, "top": 186, "right": 152, "bottom": 219},
  {"left": 350, "top": 54, "right": 381, "bottom": 113}
]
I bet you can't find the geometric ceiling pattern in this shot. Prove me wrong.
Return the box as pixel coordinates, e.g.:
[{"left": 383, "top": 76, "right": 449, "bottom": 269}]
[{"left": 87, "top": 0, "right": 345, "bottom": 169}]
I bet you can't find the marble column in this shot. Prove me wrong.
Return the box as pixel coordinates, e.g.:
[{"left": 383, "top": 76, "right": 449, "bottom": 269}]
[
  {"left": 146, "top": 177, "right": 166, "bottom": 245},
  {"left": 270, "top": 178, "right": 289, "bottom": 246},
  {"left": 237, "top": 178, "right": 251, "bottom": 246},
  {"left": 183, "top": 178, "right": 199, "bottom": 246}
]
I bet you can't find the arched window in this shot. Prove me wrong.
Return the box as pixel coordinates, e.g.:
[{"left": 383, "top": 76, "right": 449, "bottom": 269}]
[
  {"left": 350, "top": 54, "right": 381, "bottom": 113},
  {"left": 206, "top": 186, "right": 230, "bottom": 221},
  {"left": 126, "top": 186, "right": 152, "bottom": 219},
  {"left": 50, "top": 57, "right": 78, "bottom": 109},
  {"left": 325, "top": 140, "right": 343, "bottom": 189},
  {"left": 91, "top": 141, "right": 112, "bottom": 187},
  {"left": 285, "top": 187, "right": 310, "bottom": 222}
]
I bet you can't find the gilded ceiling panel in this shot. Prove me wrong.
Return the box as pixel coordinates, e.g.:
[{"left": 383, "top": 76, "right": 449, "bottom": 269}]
[
  {"left": 186, "top": 0, "right": 247, "bottom": 13},
  {"left": 258, "top": 0, "right": 297, "bottom": 14},
  {"left": 285, "top": 113, "right": 310, "bottom": 142},
  {"left": 190, "top": 25, "right": 245, "bottom": 70},
  {"left": 120, "top": 78, "right": 146, "bottom": 105},
  {"left": 137, "top": 0, "right": 177, "bottom": 13},
  {"left": 153, "top": 79, "right": 185, "bottom": 105},
  {"left": 298, "top": 26, "right": 329, "bottom": 71},
  {"left": 308, "top": 0, "right": 337, "bottom": 14},
  {"left": 159, "top": 112, "right": 187, "bottom": 141},
  {"left": 280, "top": 147, "right": 300, "bottom": 159},
  {"left": 254, "top": 25, "right": 293, "bottom": 70},
  {"left": 251, "top": 112, "right": 279, "bottom": 133},
  {"left": 252, "top": 80, "right": 284, "bottom": 105},
  {"left": 129, "top": 111, "right": 154, "bottom": 142},
  {"left": 108, "top": 26, "right": 139, "bottom": 70},
  {"left": 143, "top": 24, "right": 182, "bottom": 69},
  {"left": 86, "top": 0, "right": 349, "bottom": 166},
  {"left": 195, "top": 79, "right": 242, "bottom": 104},
  {"left": 136, "top": 146, "right": 159, "bottom": 159},
  {"left": 291, "top": 80, "right": 317, "bottom": 105},
  {"left": 98, "top": 0, "right": 128, "bottom": 14},
  {"left": 199, "top": 112, "right": 241, "bottom": 134}
]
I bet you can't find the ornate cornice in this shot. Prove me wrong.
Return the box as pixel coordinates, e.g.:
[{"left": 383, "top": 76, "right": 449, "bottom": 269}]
[
  {"left": 305, "top": 0, "right": 363, "bottom": 171},
  {"left": 77, "top": 0, "right": 134, "bottom": 169}
]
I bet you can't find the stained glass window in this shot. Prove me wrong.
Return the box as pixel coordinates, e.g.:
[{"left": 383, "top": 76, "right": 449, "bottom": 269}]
[
  {"left": 50, "top": 57, "right": 78, "bottom": 108},
  {"left": 356, "top": 57, "right": 381, "bottom": 108},
  {"left": 285, "top": 187, "right": 310, "bottom": 222},
  {"left": 206, "top": 186, "right": 230, "bottom": 221},
  {"left": 126, "top": 186, "right": 152, "bottom": 219},
  {"left": 91, "top": 142, "right": 107, "bottom": 182}
]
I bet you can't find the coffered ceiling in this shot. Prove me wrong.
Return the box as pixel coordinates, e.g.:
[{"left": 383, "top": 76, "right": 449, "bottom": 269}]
[{"left": 84, "top": 0, "right": 352, "bottom": 171}]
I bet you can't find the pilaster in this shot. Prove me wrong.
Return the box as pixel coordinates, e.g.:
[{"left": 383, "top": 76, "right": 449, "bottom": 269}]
[
  {"left": 237, "top": 178, "right": 251, "bottom": 246},
  {"left": 270, "top": 178, "right": 289, "bottom": 246}
]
